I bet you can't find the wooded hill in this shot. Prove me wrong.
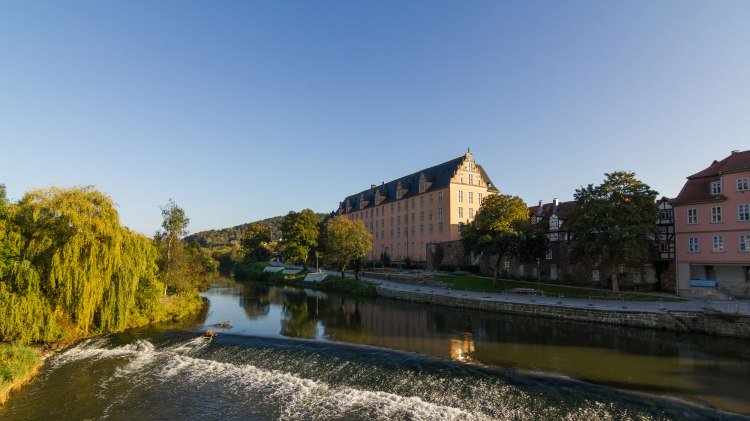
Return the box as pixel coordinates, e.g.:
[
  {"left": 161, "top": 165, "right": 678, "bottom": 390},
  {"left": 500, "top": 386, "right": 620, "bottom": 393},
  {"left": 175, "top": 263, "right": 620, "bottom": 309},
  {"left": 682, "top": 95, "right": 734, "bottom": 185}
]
[{"left": 185, "top": 213, "right": 328, "bottom": 248}]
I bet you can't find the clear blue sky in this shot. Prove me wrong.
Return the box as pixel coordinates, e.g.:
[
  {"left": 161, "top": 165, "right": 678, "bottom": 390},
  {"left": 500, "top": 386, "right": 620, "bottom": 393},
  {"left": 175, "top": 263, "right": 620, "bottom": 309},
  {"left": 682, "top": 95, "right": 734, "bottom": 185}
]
[{"left": 2, "top": 1, "right": 749, "bottom": 235}]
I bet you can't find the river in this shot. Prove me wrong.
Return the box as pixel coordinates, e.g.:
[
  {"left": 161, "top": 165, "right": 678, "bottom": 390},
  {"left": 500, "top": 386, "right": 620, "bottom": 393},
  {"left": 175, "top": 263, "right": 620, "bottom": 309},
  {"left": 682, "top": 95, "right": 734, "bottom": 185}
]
[{"left": 1, "top": 278, "right": 749, "bottom": 420}]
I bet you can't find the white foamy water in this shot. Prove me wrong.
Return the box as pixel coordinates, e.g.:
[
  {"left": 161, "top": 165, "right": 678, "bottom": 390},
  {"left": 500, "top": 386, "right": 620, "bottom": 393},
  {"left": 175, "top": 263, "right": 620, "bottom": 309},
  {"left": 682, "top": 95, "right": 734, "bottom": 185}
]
[
  {"left": 43, "top": 336, "right": 715, "bottom": 421},
  {"left": 55, "top": 337, "right": 488, "bottom": 420}
]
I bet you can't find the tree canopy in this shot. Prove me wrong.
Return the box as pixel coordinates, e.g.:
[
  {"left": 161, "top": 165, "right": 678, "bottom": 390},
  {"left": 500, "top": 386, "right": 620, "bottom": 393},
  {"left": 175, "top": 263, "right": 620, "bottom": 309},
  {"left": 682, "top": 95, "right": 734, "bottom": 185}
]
[
  {"left": 279, "top": 209, "right": 320, "bottom": 269},
  {"left": 0, "top": 186, "right": 164, "bottom": 343},
  {"left": 568, "top": 171, "right": 659, "bottom": 292},
  {"left": 240, "top": 223, "right": 273, "bottom": 262},
  {"left": 323, "top": 216, "right": 372, "bottom": 279},
  {"left": 461, "top": 194, "right": 545, "bottom": 283}
]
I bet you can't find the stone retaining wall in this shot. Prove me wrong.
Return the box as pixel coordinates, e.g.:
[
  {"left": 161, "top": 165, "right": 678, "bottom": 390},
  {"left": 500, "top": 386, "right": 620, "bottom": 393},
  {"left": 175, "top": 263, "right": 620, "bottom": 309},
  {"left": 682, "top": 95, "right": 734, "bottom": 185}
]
[{"left": 376, "top": 287, "right": 750, "bottom": 339}]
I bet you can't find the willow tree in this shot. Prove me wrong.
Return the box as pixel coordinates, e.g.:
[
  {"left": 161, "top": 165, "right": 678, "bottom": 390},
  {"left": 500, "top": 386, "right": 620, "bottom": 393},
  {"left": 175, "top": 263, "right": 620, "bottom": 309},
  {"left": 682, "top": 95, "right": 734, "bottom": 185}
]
[{"left": 0, "top": 186, "right": 163, "bottom": 343}]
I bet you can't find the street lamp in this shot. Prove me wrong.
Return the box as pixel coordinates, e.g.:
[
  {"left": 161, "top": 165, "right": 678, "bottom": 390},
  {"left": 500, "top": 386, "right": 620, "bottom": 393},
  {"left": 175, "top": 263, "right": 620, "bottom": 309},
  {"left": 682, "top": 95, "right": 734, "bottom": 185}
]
[{"left": 316, "top": 252, "right": 320, "bottom": 273}]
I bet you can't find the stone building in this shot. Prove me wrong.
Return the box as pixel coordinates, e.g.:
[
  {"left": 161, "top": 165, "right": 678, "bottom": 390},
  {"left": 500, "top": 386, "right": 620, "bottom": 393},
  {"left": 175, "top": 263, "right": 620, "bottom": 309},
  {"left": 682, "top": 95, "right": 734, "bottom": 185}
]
[{"left": 335, "top": 150, "right": 499, "bottom": 265}]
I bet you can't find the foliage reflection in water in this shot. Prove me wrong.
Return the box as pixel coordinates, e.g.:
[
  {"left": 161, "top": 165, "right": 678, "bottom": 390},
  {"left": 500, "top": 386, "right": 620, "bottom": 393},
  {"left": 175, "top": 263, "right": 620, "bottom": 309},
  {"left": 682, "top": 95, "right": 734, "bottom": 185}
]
[{"left": 0, "top": 279, "right": 747, "bottom": 420}]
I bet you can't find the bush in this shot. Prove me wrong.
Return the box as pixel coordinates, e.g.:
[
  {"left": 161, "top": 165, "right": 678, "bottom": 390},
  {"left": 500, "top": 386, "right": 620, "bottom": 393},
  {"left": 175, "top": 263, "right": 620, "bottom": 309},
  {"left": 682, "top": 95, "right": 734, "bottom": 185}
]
[
  {"left": 438, "top": 264, "right": 456, "bottom": 272},
  {"left": 459, "top": 265, "right": 481, "bottom": 274}
]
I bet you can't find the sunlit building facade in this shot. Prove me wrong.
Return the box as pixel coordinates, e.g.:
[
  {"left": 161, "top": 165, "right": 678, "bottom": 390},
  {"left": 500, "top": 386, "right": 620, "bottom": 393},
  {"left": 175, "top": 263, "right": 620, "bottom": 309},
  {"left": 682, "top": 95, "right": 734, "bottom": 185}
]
[{"left": 335, "top": 150, "right": 499, "bottom": 264}]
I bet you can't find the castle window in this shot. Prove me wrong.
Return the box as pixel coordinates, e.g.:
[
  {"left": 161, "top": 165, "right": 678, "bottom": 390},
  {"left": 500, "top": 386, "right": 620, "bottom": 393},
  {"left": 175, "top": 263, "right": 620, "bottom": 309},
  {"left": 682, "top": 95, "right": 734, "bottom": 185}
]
[
  {"left": 468, "top": 174, "right": 473, "bottom": 185},
  {"left": 458, "top": 207, "right": 464, "bottom": 218},
  {"left": 438, "top": 192, "right": 443, "bottom": 205},
  {"left": 458, "top": 191, "right": 463, "bottom": 203},
  {"left": 478, "top": 193, "right": 483, "bottom": 204},
  {"left": 468, "top": 192, "right": 473, "bottom": 204},
  {"left": 438, "top": 208, "right": 443, "bottom": 221}
]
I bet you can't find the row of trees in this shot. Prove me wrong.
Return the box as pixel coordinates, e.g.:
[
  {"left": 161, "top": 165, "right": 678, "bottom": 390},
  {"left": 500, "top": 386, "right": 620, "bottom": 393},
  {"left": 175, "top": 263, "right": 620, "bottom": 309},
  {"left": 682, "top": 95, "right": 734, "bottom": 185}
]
[
  {"left": 239, "top": 209, "right": 372, "bottom": 279},
  {"left": 461, "top": 171, "right": 659, "bottom": 292},
  {"left": 0, "top": 185, "right": 215, "bottom": 344}
]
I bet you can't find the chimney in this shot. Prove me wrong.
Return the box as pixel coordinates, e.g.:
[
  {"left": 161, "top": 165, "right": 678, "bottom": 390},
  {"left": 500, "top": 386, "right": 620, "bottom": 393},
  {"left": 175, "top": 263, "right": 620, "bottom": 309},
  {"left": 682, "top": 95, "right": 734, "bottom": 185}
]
[
  {"left": 371, "top": 184, "right": 377, "bottom": 189},
  {"left": 553, "top": 198, "right": 559, "bottom": 207},
  {"left": 732, "top": 150, "right": 739, "bottom": 154}
]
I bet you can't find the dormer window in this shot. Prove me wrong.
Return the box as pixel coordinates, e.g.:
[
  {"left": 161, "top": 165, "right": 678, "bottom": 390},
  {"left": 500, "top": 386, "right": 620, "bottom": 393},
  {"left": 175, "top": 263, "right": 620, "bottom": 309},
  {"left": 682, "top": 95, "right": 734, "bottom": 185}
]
[
  {"left": 345, "top": 200, "right": 352, "bottom": 213},
  {"left": 711, "top": 181, "right": 722, "bottom": 196},
  {"left": 375, "top": 189, "right": 384, "bottom": 206},
  {"left": 418, "top": 173, "right": 431, "bottom": 194},
  {"left": 549, "top": 215, "right": 559, "bottom": 231}
]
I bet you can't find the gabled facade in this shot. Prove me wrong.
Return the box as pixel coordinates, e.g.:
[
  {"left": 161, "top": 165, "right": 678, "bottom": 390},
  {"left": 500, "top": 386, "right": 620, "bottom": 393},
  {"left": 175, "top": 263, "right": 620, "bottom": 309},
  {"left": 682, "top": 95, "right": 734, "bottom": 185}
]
[
  {"left": 674, "top": 150, "right": 750, "bottom": 298},
  {"left": 336, "top": 150, "right": 499, "bottom": 263}
]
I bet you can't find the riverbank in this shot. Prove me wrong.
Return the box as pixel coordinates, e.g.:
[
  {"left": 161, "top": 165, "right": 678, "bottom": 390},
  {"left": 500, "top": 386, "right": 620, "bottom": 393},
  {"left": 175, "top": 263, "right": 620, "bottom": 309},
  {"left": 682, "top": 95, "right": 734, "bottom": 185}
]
[
  {"left": 234, "top": 262, "right": 378, "bottom": 296},
  {"left": 0, "top": 344, "right": 42, "bottom": 405},
  {"left": 0, "top": 290, "right": 208, "bottom": 406},
  {"left": 295, "top": 266, "right": 750, "bottom": 339}
]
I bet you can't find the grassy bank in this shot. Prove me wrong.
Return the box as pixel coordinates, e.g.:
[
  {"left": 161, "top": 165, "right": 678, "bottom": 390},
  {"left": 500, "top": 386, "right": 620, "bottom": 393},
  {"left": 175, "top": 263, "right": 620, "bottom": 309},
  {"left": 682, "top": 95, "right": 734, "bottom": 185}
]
[
  {"left": 436, "top": 274, "right": 685, "bottom": 302},
  {"left": 0, "top": 343, "right": 41, "bottom": 405},
  {"left": 235, "top": 262, "right": 377, "bottom": 297}
]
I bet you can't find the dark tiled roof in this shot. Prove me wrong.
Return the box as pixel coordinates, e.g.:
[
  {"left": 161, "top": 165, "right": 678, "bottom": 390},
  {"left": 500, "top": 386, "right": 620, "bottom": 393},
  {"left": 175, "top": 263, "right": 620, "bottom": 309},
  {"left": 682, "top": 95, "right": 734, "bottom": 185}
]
[
  {"left": 337, "top": 154, "right": 499, "bottom": 213},
  {"left": 675, "top": 150, "right": 750, "bottom": 205},
  {"left": 528, "top": 200, "right": 576, "bottom": 232}
]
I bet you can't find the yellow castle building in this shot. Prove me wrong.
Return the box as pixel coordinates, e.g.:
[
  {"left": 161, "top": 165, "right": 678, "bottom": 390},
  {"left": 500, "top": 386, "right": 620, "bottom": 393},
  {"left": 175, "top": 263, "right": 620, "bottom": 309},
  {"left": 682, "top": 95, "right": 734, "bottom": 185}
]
[{"left": 336, "top": 150, "right": 499, "bottom": 263}]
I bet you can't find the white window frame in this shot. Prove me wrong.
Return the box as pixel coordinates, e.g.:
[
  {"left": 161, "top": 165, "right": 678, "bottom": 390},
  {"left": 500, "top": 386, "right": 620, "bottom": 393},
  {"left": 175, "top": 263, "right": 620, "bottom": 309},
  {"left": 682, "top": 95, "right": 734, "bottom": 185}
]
[
  {"left": 468, "top": 191, "right": 473, "bottom": 204},
  {"left": 737, "top": 177, "right": 749, "bottom": 192},
  {"left": 458, "top": 207, "right": 464, "bottom": 219},
  {"left": 687, "top": 208, "right": 698, "bottom": 224},
  {"left": 438, "top": 192, "right": 443, "bottom": 205},
  {"left": 711, "top": 181, "right": 722, "bottom": 195},
  {"left": 478, "top": 193, "right": 483, "bottom": 204},
  {"left": 740, "top": 235, "right": 750, "bottom": 252},
  {"left": 458, "top": 191, "right": 463, "bottom": 203},
  {"left": 713, "top": 236, "right": 725, "bottom": 252},
  {"left": 468, "top": 208, "right": 474, "bottom": 219},
  {"left": 711, "top": 206, "right": 722, "bottom": 223},
  {"left": 688, "top": 237, "right": 699, "bottom": 253},
  {"left": 438, "top": 208, "right": 443, "bottom": 221},
  {"left": 468, "top": 174, "right": 473, "bottom": 185},
  {"left": 739, "top": 204, "right": 750, "bottom": 222},
  {"left": 546, "top": 250, "right": 553, "bottom": 260}
]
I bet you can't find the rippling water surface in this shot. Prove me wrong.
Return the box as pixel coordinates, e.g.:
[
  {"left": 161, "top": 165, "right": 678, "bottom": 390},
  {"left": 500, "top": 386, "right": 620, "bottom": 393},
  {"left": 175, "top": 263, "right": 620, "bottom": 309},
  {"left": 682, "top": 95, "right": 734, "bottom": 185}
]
[{"left": 2, "top": 279, "right": 749, "bottom": 420}]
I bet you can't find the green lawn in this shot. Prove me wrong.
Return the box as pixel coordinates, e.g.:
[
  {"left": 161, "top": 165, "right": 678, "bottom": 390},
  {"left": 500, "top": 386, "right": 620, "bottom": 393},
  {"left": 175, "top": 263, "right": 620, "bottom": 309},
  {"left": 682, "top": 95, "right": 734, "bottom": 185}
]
[
  {"left": 435, "top": 274, "right": 685, "bottom": 302},
  {"left": 0, "top": 343, "right": 40, "bottom": 403}
]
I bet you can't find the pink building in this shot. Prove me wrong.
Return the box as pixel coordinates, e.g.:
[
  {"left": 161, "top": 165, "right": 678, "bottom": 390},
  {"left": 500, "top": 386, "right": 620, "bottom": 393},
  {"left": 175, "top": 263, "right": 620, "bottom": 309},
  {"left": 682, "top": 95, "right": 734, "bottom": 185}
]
[{"left": 674, "top": 150, "right": 750, "bottom": 298}]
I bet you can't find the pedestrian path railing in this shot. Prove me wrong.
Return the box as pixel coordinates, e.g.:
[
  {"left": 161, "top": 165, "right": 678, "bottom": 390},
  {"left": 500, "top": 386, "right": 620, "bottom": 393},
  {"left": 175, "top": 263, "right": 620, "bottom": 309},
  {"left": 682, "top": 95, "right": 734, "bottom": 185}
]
[{"left": 705, "top": 300, "right": 750, "bottom": 315}]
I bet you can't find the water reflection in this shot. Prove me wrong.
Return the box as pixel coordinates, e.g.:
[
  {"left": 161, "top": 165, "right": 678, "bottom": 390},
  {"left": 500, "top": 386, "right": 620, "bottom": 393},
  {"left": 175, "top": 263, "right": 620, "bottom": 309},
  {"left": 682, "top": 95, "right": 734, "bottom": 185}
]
[{"left": 203, "top": 280, "right": 750, "bottom": 414}]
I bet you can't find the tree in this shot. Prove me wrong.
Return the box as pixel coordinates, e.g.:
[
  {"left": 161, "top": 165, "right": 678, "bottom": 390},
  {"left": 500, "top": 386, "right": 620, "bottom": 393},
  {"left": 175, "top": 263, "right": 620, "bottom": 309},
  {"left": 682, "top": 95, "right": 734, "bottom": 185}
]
[
  {"left": 240, "top": 223, "right": 272, "bottom": 262},
  {"left": 568, "top": 171, "right": 659, "bottom": 293},
  {"left": 323, "top": 216, "right": 372, "bottom": 279},
  {"left": 154, "top": 200, "right": 216, "bottom": 293},
  {"left": 461, "top": 194, "right": 530, "bottom": 284},
  {"left": 279, "top": 209, "right": 319, "bottom": 269},
  {"left": 0, "top": 186, "right": 163, "bottom": 343}
]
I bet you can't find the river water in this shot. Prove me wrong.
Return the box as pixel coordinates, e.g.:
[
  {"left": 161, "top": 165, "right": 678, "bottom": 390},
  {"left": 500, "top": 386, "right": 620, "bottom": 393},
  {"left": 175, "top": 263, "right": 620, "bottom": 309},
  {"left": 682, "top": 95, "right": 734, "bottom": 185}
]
[{"left": 2, "top": 279, "right": 749, "bottom": 420}]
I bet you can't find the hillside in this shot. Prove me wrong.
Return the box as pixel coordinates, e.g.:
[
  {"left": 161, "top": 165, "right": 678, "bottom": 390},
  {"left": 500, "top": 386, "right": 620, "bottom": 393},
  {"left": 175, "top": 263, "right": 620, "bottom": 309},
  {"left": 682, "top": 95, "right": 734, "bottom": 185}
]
[{"left": 185, "top": 213, "right": 327, "bottom": 248}]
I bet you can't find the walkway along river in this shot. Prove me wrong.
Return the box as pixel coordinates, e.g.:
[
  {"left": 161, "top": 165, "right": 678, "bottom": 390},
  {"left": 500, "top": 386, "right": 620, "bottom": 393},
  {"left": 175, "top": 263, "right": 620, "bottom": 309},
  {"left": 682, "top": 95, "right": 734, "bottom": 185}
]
[{"left": 1, "top": 278, "right": 749, "bottom": 419}]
